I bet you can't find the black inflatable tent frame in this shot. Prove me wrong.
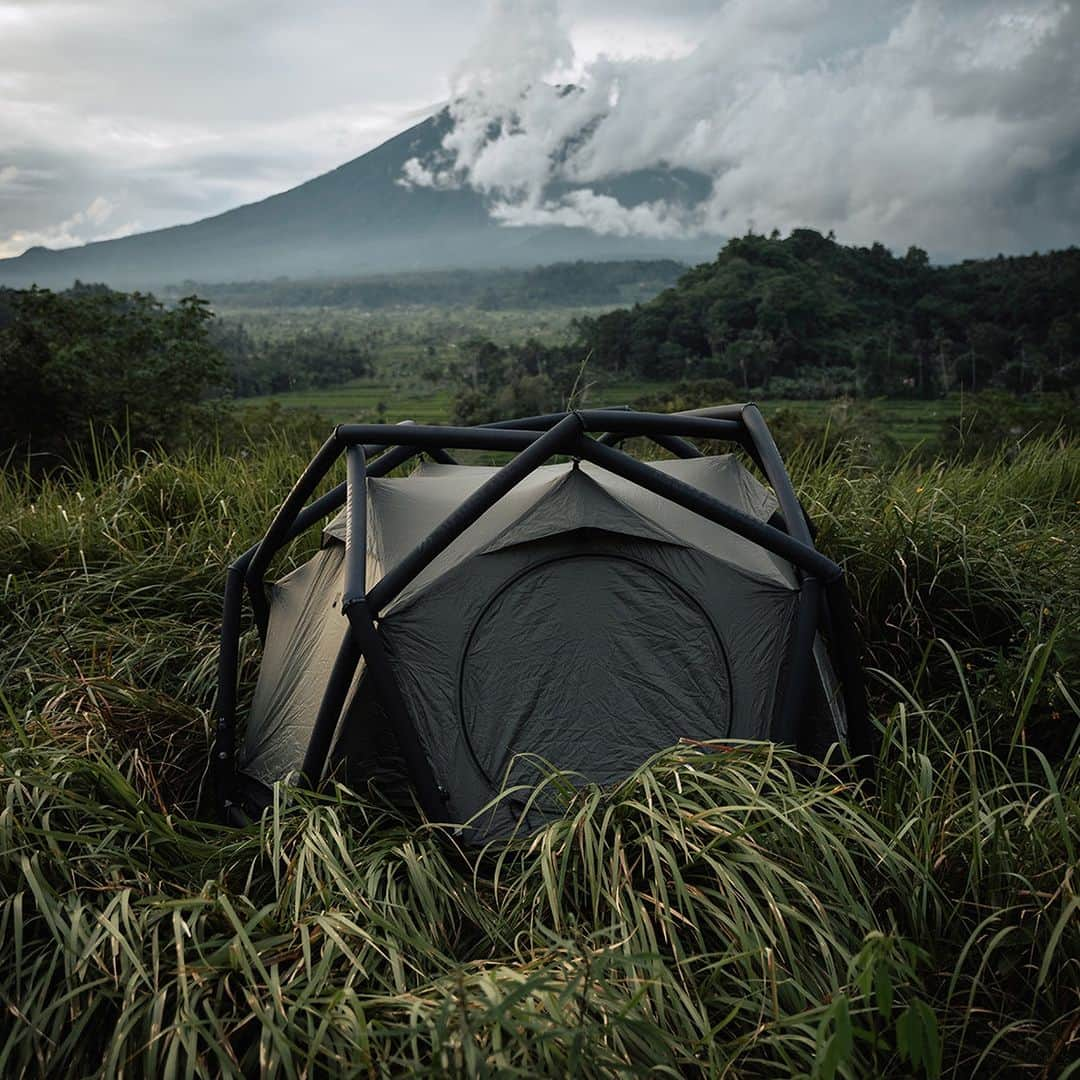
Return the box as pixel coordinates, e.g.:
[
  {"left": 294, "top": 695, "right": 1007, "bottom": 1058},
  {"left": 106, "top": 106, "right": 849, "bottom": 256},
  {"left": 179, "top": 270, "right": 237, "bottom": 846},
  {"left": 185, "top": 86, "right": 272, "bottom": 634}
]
[{"left": 211, "top": 404, "right": 869, "bottom": 824}]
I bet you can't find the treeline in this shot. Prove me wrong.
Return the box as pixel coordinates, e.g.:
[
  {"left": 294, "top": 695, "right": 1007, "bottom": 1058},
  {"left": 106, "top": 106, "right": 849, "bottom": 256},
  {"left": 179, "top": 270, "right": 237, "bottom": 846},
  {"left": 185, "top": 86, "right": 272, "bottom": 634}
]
[
  {"left": 0, "top": 284, "right": 373, "bottom": 463},
  {"left": 0, "top": 284, "right": 224, "bottom": 463},
  {"left": 570, "top": 231, "right": 1080, "bottom": 396},
  {"left": 449, "top": 232, "right": 1079, "bottom": 417},
  {"left": 160, "top": 260, "right": 685, "bottom": 311}
]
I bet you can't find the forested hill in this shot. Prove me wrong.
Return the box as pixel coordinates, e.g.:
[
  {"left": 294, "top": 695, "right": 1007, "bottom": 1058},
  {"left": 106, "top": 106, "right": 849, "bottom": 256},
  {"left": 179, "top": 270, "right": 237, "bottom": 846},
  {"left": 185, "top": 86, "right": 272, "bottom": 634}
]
[{"left": 574, "top": 231, "right": 1080, "bottom": 397}]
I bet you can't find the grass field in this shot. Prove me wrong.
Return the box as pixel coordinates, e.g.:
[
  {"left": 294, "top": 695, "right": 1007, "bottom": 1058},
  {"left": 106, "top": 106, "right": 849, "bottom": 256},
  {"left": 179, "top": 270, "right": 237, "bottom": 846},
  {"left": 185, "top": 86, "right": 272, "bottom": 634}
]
[
  {"left": 242, "top": 376, "right": 952, "bottom": 447},
  {"left": 0, "top": 430, "right": 1077, "bottom": 1075}
]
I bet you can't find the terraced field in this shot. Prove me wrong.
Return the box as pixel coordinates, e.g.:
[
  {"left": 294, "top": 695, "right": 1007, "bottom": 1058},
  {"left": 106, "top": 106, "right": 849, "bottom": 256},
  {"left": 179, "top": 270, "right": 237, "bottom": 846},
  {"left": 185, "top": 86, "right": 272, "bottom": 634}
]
[{"left": 242, "top": 377, "right": 953, "bottom": 447}]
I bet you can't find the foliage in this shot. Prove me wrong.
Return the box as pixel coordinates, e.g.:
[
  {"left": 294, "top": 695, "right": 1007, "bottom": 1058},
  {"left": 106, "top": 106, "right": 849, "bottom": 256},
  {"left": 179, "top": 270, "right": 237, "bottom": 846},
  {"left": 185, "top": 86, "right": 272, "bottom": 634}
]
[
  {"left": 206, "top": 401, "right": 333, "bottom": 453},
  {"left": 427, "top": 234, "right": 1079, "bottom": 420},
  {"left": 762, "top": 400, "right": 902, "bottom": 467},
  {"left": 448, "top": 337, "right": 587, "bottom": 424},
  {"left": 629, "top": 377, "right": 739, "bottom": 413},
  {"left": 162, "top": 259, "right": 686, "bottom": 311},
  {"left": 0, "top": 434, "right": 1077, "bottom": 1075},
  {"left": 550, "top": 232, "right": 1080, "bottom": 396},
  {"left": 0, "top": 285, "right": 225, "bottom": 465},
  {"left": 210, "top": 302, "right": 609, "bottom": 420},
  {"left": 939, "top": 390, "right": 1080, "bottom": 457},
  {"left": 210, "top": 319, "right": 373, "bottom": 397}
]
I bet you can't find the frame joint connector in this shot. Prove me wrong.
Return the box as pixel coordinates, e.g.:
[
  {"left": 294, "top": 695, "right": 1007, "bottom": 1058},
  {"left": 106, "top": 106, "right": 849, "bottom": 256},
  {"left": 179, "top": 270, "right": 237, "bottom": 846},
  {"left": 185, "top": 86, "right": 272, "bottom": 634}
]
[{"left": 342, "top": 594, "right": 374, "bottom": 622}]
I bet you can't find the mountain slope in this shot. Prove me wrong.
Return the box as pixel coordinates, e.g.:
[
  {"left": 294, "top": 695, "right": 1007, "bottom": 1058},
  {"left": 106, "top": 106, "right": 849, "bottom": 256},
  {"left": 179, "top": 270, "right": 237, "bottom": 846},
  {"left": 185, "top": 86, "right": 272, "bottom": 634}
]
[{"left": 0, "top": 110, "right": 719, "bottom": 290}]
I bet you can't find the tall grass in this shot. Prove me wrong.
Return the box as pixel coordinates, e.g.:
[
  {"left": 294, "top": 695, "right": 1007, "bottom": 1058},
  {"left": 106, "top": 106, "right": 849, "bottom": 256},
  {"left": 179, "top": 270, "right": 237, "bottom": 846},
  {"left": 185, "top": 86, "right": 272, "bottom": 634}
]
[{"left": 0, "top": 435, "right": 1077, "bottom": 1076}]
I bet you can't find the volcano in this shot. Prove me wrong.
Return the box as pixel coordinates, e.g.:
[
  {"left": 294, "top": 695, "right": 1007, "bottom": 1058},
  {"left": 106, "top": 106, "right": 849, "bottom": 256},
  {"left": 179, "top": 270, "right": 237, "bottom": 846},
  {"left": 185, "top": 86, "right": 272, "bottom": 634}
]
[{"left": 0, "top": 109, "right": 719, "bottom": 291}]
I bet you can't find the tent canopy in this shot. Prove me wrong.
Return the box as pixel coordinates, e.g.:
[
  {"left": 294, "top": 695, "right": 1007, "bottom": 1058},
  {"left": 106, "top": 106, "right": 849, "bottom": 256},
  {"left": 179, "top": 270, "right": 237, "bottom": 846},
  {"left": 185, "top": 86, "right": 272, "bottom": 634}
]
[
  {"left": 238, "top": 455, "right": 839, "bottom": 832},
  {"left": 212, "top": 406, "right": 867, "bottom": 836}
]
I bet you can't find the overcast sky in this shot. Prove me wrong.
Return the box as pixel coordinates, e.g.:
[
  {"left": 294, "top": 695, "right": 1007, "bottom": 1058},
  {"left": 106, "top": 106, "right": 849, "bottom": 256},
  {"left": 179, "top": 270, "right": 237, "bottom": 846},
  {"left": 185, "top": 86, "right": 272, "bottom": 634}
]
[{"left": 2, "top": 0, "right": 1077, "bottom": 260}]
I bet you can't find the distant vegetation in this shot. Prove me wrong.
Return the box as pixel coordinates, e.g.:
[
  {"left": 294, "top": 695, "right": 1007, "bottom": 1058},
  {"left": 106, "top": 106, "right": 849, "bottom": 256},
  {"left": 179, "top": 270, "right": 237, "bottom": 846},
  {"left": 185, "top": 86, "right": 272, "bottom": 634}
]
[
  {"left": 162, "top": 259, "right": 686, "bottom": 311},
  {"left": 2, "top": 234, "right": 1078, "bottom": 465},
  {"left": 579, "top": 231, "right": 1079, "bottom": 395},
  {"left": 0, "top": 284, "right": 224, "bottom": 464},
  {"left": 442, "top": 231, "right": 1079, "bottom": 423},
  {"left": 210, "top": 304, "right": 599, "bottom": 406},
  {"left": 0, "top": 283, "right": 601, "bottom": 464},
  {"left": 208, "top": 319, "right": 372, "bottom": 397}
]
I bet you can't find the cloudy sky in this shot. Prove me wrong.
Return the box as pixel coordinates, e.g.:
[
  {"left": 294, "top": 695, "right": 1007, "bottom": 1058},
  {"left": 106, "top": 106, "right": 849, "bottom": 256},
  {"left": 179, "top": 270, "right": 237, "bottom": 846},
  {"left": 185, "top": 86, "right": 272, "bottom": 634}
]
[{"left": 2, "top": 0, "right": 1078, "bottom": 260}]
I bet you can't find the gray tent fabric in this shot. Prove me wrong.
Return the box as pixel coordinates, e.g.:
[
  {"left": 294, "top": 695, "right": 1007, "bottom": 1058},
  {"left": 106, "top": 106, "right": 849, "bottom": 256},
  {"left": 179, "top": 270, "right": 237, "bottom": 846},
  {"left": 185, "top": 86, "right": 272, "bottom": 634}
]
[
  {"left": 322, "top": 456, "right": 796, "bottom": 601},
  {"left": 459, "top": 555, "right": 731, "bottom": 790},
  {"left": 240, "top": 453, "right": 844, "bottom": 825},
  {"left": 239, "top": 545, "right": 348, "bottom": 785},
  {"left": 381, "top": 527, "right": 797, "bottom": 826}
]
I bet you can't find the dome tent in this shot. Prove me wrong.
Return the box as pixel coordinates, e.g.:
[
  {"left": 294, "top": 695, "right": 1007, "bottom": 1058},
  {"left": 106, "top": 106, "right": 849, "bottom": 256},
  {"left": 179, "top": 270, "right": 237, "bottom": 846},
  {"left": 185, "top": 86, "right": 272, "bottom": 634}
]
[{"left": 211, "top": 405, "right": 868, "bottom": 835}]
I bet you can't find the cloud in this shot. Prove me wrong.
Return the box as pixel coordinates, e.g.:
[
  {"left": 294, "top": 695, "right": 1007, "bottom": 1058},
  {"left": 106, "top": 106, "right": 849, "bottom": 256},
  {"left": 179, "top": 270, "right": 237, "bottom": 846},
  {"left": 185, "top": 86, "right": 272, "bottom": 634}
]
[
  {"left": 1, "top": 0, "right": 1077, "bottom": 262},
  {"left": 490, "top": 189, "right": 703, "bottom": 238},
  {"left": 404, "top": 0, "right": 1080, "bottom": 257},
  {"left": 0, "top": 0, "right": 485, "bottom": 256},
  {"left": 0, "top": 196, "right": 139, "bottom": 258}
]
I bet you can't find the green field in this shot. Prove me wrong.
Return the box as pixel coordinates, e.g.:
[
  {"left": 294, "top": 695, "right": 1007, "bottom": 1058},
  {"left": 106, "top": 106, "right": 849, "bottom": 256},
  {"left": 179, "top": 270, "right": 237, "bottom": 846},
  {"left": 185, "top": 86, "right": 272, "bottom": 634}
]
[
  {"left": 241, "top": 377, "right": 952, "bottom": 447},
  {"left": 242, "top": 377, "right": 662, "bottom": 426}
]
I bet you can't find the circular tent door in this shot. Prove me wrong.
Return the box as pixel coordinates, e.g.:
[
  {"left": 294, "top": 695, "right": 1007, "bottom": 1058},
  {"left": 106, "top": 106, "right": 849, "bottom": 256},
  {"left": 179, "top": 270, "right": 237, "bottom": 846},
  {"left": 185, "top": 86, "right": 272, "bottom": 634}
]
[{"left": 459, "top": 553, "right": 732, "bottom": 792}]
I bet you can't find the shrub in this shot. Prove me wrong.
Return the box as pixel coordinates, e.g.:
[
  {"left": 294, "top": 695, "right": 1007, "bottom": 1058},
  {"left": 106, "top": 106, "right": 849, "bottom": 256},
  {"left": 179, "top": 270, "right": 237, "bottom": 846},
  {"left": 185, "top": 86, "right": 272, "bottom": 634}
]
[{"left": 939, "top": 390, "right": 1079, "bottom": 457}]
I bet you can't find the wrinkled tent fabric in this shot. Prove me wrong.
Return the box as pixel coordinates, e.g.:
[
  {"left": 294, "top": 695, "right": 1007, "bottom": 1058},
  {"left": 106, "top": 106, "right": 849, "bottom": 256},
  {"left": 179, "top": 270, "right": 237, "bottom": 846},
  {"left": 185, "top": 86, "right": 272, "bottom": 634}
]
[{"left": 238, "top": 453, "right": 846, "bottom": 832}]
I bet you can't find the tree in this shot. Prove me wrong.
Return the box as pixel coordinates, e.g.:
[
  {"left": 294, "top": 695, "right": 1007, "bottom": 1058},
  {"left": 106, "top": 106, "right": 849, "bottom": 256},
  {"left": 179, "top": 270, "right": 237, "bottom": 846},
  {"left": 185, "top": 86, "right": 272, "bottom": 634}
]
[
  {"left": 965, "top": 322, "right": 1012, "bottom": 391},
  {"left": 904, "top": 245, "right": 930, "bottom": 270},
  {"left": 853, "top": 336, "right": 887, "bottom": 397},
  {"left": 434, "top": 234, "right": 1080, "bottom": 418},
  {"left": 1045, "top": 317, "right": 1078, "bottom": 390},
  {"left": 725, "top": 332, "right": 775, "bottom": 391},
  {"left": 0, "top": 286, "right": 225, "bottom": 465}
]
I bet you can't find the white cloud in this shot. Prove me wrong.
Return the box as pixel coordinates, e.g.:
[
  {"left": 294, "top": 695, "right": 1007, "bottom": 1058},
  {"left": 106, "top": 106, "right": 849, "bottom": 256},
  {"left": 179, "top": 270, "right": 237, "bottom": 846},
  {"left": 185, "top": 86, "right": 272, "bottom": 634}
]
[
  {"left": 405, "top": 0, "right": 1080, "bottom": 257},
  {"left": 1, "top": 0, "right": 1077, "bottom": 262},
  {"left": 85, "top": 195, "right": 113, "bottom": 226},
  {"left": 491, "top": 189, "right": 702, "bottom": 238},
  {"left": 0, "top": 196, "right": 139, "bottom": 258}
]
